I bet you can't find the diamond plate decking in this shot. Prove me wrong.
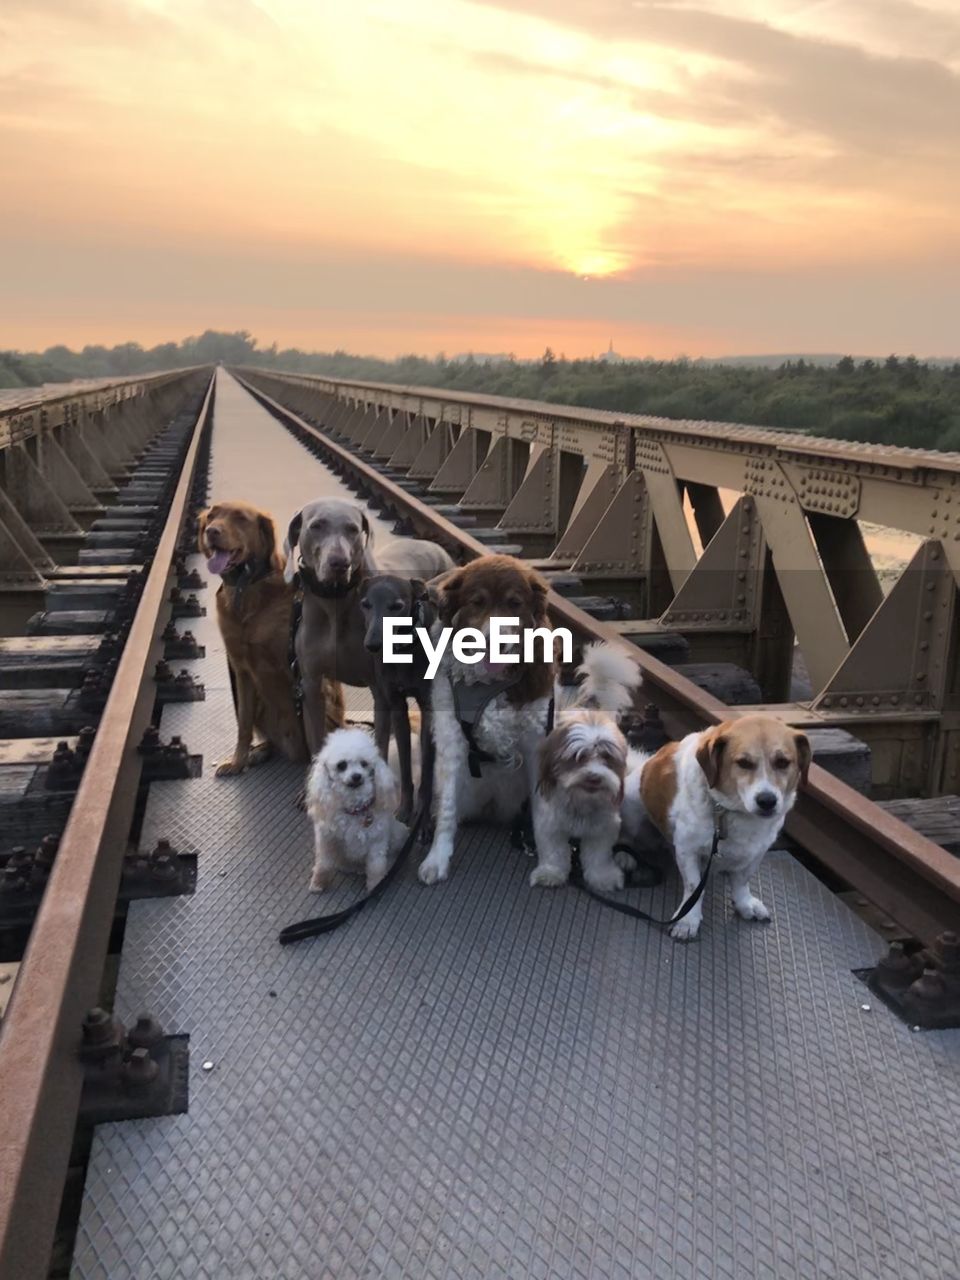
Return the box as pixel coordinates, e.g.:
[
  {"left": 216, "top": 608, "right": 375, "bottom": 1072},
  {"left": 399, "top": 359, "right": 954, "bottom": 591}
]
[{"left": 73, "top": 372, "right": 960, "bottom": 1280}]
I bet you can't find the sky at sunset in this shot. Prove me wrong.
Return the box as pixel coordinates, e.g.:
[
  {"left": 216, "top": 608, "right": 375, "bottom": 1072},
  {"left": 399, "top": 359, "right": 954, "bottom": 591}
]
[{"left": 2, "top": 0, "right": 959, "bottom": 358}]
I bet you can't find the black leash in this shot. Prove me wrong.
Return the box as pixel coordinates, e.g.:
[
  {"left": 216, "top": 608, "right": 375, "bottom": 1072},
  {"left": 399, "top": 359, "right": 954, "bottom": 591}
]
[
  {"left": 570, "top": 808, "right": 726, "bottom": 927},
  {"left": 288, "top": 590, "right": 305, "bottom": 722},
  {"left": 278, "top": 807, "right": 424, "bottom": 944}
]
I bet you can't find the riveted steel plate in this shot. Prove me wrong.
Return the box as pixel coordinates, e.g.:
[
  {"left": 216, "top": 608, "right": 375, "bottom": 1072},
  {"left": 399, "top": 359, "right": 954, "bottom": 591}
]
[{"left": 74, "top": 374, "right": 960, "bottom": 1280}]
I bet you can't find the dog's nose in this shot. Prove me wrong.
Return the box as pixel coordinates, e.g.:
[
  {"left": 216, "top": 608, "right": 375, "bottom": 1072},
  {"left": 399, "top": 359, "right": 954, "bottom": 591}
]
[
  {"left": 346, "top": 773, "right": 364, "bottom": 788},
  {"left": 328, "top": 552, "right": 349, "bottom": 572},
  {"left": 365, "top": 639, "right": 382, "bottom": 653},
  {"left": 755, "top": 790, "right": 778, "bottom": 814}
]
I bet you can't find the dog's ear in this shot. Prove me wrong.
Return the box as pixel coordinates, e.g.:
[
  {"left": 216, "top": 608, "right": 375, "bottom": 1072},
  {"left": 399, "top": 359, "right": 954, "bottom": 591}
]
[
  {"left": 429, "top": 566, "right": 467, "bottom": 623},
  {"left": 409, "top": 578, "right": 432, "bottom": 626},
  {"left": 696, "top": 726, "right": 727, "bottom": 789},
  {"left": 360, "top": 510, "right": 373, "bottom": 548},
  {"left": 536, "top": 731, "right": 562, "bottom": 796},
  {"left": 196, "top": 508, "right": 209, "bottom": 554},
  {"left": 793, "top": 731, "right": 812, "bottom": 785},
  {"left": 374, "top": 755, "right": 399, "bottom": 812},
  {"left": 283, "top": 510, "right": 303, "bottom": 584},
  {"left": 528, "top": 570, "right": 549, "bottom": 623},
  {"left": 257, "top": 513, "right": 277, "bottom": 564}
]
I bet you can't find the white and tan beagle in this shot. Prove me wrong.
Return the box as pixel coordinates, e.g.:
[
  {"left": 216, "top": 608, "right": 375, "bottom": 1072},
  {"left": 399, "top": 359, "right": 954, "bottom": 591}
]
[{"left": 622, "top": 715, "right": 811, "bottom": 941}]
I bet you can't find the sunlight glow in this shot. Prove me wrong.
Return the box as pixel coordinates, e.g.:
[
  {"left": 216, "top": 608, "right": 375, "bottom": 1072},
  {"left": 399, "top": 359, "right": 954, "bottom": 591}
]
[{"left": 0, "top": 0, "right": 956, "bottom": 353}]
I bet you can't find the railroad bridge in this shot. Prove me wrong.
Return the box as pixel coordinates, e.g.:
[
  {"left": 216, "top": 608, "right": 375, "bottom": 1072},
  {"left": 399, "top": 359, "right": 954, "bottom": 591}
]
[{"left": 0, "top": 367, "right": 958, "bottom": 1279}]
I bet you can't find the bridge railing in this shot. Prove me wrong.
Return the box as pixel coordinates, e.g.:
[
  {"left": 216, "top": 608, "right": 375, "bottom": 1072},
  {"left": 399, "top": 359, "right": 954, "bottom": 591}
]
[
  {"left": 236, "top": 367, "right": 960, "bottom": 799},
  {"left": 0, "top": 368, "right": 211, "bottom": 589}
]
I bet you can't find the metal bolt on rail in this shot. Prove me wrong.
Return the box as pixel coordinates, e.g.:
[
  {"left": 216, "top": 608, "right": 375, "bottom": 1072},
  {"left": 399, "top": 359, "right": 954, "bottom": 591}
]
[
  {"left": 154, "top": 660, "right": 174, "bottom": 684},
  {"left": 79, "top": 1008, "right": 125, "bottom": 1064},
  {"left": 128, "top": 1013, "right": 164, "bottom": 1051},
  {"left": 122, "top": 1048, "right": 160, "bottom": 1091}
]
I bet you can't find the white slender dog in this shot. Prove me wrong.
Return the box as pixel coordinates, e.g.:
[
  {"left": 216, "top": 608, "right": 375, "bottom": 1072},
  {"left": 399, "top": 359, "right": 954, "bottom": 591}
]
[
  {"left": 305, "top": 727, "right": 408, "bottom": 892},
  {"left": 530, "top": 645, "right": 640, "bottom": 891}
]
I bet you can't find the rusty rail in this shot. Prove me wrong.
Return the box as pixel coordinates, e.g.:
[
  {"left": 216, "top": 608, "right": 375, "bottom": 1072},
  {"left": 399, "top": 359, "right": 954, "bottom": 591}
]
[
  {"left": 0, "top": 372, "right": 215, "bottom": 1280},
  {"left": 236, "top": 372, "right": 960, "bottom": 949}
]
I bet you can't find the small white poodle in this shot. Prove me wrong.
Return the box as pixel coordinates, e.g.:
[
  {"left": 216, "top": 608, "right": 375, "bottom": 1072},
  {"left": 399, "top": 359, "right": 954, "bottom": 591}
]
[{"left": 304, "top": 727, "right": 409, "bottom": 893}]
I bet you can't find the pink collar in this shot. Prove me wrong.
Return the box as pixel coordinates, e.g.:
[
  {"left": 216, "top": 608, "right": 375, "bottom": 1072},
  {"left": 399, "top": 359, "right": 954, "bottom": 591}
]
[{"left": 343, "top": 796, "right": 375, "bottom": 818}]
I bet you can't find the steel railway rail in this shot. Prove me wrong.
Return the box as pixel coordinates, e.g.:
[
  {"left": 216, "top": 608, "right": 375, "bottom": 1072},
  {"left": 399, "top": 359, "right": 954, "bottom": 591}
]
[
  {"left": 234, "top": 372, "right": 960, "bottom": 948},
  {"left": 0, "top": 372, "right": 215, "bottom": 1279}
]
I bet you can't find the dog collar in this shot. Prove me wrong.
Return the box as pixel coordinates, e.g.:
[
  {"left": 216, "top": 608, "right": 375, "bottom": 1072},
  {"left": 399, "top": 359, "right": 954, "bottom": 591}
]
[
  {"left": 298, "top": 563, "right": 363, "bottom": 599},
  {"left": 343, "top": 796, "right": 376, "bottom": 820},
  {"left": 220, "top": 556, "right": 274, "bottom": 607},
  {"left": 345, "top": 793, "right": 376, "bottom": 814}
]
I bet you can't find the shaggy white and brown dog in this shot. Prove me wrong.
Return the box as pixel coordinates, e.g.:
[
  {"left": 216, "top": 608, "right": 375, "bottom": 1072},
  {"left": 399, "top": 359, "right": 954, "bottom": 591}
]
[
  {"left": 529, "top": 643, "right": 640, "bottom": 891},
  {"left": 531, "top": 707, "right": 632, "bottom": 891},
  {"left": 305, "top": 727, "right": 408, "bottom": 893}
]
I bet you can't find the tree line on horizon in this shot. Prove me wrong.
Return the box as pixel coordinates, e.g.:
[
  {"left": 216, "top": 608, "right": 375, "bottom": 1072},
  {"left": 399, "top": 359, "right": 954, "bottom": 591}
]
[{"left": 2, "top": 328, "right": 959, "bottom": 452}]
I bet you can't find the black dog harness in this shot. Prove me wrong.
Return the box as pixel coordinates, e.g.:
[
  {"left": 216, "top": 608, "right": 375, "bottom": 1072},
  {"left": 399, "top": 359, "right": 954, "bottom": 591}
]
[
  {"left": 451, "top": 673, "right": 527, "bottom": 777},
  {"left": 220, "top": 556, "right": 273, "bottom": 607}
]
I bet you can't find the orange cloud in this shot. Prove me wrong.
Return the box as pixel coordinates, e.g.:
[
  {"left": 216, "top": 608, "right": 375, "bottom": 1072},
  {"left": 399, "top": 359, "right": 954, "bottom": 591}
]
[{"left": 0, "top": 0, "right": 957, "bottom": 354}]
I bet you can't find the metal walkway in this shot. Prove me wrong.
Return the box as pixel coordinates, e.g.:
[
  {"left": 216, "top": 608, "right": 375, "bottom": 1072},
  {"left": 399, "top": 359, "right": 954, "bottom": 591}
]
[{"left": 74, "top": 372, "right": 960, "bottom": 1280}]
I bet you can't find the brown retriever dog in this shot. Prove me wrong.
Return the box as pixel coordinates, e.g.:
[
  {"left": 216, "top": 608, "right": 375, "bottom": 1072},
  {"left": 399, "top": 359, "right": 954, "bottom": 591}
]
[{"left": 197, "top": 500, "right": 345, "bottom": 777}]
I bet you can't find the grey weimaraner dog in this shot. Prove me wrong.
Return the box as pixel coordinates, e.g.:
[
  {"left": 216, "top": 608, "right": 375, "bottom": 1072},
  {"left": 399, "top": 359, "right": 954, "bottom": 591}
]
[
  {"left": 283, "top": 497, "right": 454, "bottom": 764},
  {"left": 359, "top": 574, "right": 437, "bottom": 824}
]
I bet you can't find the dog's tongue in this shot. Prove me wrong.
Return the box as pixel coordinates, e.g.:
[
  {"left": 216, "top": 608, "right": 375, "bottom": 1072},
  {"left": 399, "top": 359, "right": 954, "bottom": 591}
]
[{"left": 206, "top": 550, "right": 232, "bottom": 575}]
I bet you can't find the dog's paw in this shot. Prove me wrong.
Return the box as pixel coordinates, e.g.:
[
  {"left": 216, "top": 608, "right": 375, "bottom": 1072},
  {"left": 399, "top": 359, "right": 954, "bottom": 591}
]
[
  {"left": 417, "top": 853, "right": 449, "bottom": 885},
  {"left": 529, "top": 865, "right": 568, "bottom": 888},
  {"left": 248, "top": 742, "right": 272, "bottom": 767},
  {"left": 613, "top": 849, "right": 637, "bottom": 873},
  {"left": 309, "top": 868, "right": 335, "bottom": 892},
  {"left": 669, "top": 915, "right": 702, "bottom": 942},
  {"left": 584, "top": 864, "right": 625, "bottom": 893},
  {"left": 735, "top": 895, "right": 771, "bottom": 922},
  {"left": 214, "top": 758, "right": 245, "bottom": 778},
  {"left": 395, "top": 801, "right": 413, "bottom": 826}
]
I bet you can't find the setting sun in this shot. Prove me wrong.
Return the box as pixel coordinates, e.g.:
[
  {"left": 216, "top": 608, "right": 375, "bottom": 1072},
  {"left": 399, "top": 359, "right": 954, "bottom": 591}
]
[{"left": 0, "top": 0, "right": 957, "bottom": 356}]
